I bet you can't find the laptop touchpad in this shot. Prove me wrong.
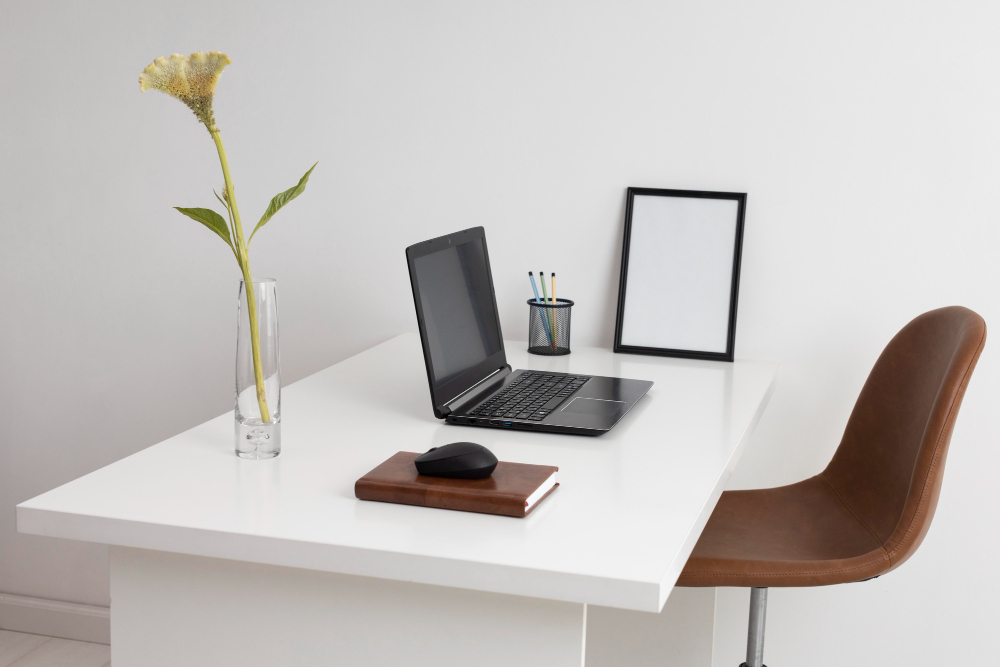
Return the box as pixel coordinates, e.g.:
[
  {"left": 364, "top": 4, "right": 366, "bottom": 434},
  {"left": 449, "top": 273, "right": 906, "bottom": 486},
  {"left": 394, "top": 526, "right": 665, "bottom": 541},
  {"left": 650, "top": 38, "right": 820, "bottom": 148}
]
[{"left": 561, "top": 397, "right": 625, "bottom": 418}]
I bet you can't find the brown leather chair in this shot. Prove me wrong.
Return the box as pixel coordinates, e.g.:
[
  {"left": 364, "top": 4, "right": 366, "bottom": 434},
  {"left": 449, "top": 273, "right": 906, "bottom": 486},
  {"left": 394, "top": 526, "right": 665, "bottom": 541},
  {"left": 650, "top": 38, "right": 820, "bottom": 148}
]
[{"left": 677, "top": 306, "right": 986, "bottom": 667}]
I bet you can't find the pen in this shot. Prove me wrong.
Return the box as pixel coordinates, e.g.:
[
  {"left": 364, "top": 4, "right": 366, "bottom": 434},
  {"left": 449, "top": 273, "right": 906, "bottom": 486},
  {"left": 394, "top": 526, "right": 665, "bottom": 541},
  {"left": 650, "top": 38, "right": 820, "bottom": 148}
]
[{"left": 528, "top": 272, "right": 553, "bottom": 345}]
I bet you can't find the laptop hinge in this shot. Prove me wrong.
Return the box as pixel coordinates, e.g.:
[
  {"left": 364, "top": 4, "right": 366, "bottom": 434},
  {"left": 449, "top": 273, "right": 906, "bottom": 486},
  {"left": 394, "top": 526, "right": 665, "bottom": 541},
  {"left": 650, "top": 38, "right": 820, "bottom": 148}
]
[{"left": 438, "top": 365, "right": 512, "bottom": 417}]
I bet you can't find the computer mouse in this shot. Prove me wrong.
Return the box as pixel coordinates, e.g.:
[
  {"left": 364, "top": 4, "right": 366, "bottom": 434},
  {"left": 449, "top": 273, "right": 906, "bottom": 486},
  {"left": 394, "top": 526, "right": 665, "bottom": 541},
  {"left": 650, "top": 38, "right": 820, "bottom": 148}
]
[{"left": 414, "top": 442, "right": 498, "bottom": 479}]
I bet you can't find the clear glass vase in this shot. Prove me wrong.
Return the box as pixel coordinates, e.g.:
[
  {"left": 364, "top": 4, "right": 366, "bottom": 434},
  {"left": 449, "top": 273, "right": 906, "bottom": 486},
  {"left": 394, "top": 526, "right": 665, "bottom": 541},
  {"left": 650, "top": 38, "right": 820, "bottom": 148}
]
[{"left": 235, "top": 279, "right": 281, "bottom": 459}]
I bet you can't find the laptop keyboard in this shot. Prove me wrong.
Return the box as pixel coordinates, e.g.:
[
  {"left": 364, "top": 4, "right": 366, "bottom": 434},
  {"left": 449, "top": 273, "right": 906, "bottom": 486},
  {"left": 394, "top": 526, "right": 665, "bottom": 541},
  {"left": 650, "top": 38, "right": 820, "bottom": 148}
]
[{"left": 467, "top": 372, "right": 590, "bottom": 421}]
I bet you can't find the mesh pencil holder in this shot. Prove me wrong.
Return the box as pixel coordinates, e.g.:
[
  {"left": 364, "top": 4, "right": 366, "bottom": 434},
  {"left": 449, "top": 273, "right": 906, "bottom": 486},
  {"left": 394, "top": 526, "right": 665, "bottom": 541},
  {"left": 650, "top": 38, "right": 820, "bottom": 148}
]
[{"left": 527, "top": 299, "right": 573, "bottom": 355}]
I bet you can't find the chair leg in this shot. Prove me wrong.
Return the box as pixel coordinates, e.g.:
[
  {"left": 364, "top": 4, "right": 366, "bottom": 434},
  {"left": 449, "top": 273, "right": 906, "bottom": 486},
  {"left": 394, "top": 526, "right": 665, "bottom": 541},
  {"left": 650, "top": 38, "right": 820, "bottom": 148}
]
[{"left": 740, "top": 587, "right": 768, "bottom": 667}]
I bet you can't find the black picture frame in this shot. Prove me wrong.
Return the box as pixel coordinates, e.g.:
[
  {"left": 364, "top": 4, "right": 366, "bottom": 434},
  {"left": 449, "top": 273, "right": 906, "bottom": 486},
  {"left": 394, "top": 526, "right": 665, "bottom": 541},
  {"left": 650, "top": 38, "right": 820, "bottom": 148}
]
[{"left": 613, "top": 187, "right": 747, "bottom": 362}]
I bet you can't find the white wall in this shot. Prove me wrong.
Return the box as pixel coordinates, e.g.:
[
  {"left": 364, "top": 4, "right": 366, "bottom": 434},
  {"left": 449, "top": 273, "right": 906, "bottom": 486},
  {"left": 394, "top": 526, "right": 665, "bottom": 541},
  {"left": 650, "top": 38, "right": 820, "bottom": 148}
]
[{"left": 2, "top": 0, "right": 998, "bottom": 663}]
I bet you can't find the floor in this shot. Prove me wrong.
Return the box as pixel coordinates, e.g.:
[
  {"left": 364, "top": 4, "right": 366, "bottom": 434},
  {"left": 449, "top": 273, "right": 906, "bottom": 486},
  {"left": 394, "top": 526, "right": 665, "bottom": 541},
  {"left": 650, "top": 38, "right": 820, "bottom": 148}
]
[{"left": 0, "top": 631, "right": 109, "bottom": 667}]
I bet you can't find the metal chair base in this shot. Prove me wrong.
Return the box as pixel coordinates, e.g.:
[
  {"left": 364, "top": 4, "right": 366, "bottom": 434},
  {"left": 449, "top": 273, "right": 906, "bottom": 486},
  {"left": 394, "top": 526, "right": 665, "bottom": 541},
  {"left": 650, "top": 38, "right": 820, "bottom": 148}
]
[{"left": 743, "top": 587, "right": 768, "bottom": 667}]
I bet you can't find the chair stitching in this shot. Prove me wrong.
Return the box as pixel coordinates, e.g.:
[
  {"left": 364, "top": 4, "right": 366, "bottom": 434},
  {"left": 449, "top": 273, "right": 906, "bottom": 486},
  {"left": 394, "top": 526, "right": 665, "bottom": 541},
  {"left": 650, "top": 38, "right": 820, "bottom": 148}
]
[
  {"left": 819, "top": 473, "right": 884, "bottom": 547},
  {"left": 885, "top": 326, "right": 986, "bottom": 565},
  {"left": 682, "top": 553, "right": 890, "bottom": 579}
]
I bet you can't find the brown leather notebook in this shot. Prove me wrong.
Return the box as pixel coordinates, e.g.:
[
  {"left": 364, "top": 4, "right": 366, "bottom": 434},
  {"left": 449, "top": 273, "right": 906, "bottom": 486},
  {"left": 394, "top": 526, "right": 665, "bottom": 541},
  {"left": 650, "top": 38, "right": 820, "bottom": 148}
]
[{"left": 355, "top": 451, "right": 559, "bottom": 518}]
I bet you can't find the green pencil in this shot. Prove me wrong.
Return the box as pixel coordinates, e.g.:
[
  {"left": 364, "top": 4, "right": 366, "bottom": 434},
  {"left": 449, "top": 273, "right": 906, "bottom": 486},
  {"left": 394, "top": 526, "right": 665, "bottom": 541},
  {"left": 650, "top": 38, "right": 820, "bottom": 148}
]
[{"left": 539, "top": 272, "right": 556, "bottom": 347}]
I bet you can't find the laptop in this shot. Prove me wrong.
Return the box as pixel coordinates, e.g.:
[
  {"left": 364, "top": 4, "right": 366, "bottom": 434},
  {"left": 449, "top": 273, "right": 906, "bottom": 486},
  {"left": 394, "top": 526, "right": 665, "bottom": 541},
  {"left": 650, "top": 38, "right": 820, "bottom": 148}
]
[{"left": 406, "top": 227, "right": 652, "bottom": 435}]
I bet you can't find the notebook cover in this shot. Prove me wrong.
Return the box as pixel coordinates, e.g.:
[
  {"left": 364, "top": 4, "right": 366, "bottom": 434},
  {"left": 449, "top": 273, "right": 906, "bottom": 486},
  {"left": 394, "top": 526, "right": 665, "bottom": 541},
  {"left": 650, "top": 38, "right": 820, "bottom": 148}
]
[{"left": 355, "top": 451, "right": 559, "bottom": 518}]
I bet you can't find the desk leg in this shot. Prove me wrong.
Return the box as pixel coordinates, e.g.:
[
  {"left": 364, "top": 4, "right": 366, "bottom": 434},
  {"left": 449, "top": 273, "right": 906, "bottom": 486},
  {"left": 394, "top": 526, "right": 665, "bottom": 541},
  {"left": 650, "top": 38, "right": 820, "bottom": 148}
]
[
  {"left": 110, "top": 547, "right": 587, "bottom": 667},
  {"left": 586, "top": 587, "right": 716, "bottom": 666}
]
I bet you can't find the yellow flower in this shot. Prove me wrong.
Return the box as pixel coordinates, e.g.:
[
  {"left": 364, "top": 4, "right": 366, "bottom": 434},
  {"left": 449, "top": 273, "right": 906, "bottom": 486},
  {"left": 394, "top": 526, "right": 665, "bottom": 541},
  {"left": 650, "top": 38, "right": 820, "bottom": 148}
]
[{"left": 139, "top": 52, "right": 231, "bottom": 131}]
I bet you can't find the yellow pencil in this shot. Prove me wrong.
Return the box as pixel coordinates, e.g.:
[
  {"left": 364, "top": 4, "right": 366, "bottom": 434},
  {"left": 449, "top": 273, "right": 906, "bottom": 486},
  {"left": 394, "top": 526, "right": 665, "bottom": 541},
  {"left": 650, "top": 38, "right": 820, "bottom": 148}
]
[{"left": 551, "top": 272, "right": 558, "bottom": 349}]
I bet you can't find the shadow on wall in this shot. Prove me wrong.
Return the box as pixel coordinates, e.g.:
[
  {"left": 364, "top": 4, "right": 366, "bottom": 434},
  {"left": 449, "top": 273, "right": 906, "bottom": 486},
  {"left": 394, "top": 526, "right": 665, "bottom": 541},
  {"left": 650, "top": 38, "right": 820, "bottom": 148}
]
[{"left": 594, "top": 195, "right": 629, "bottom": 349}]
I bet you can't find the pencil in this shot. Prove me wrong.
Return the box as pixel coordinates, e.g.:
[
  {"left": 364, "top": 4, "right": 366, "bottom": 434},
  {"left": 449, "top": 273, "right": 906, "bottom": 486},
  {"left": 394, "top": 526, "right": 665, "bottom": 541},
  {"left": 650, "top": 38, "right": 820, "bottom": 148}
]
[
  {"left": 528, "top": 272, "right": 553, "bottom": 345},
  {"left": 551, "top": 272, "right": 557, "bottom": 349},
  {"left": 539, "top": 272, "right": 555, "bottom": 346}
]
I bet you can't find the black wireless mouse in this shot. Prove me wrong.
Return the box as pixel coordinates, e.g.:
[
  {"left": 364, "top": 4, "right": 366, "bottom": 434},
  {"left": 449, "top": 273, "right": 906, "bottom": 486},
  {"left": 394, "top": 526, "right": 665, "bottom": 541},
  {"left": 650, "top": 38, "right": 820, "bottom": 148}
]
[{"left": 414, "top": 442, "right": 498, "bottom": 479}]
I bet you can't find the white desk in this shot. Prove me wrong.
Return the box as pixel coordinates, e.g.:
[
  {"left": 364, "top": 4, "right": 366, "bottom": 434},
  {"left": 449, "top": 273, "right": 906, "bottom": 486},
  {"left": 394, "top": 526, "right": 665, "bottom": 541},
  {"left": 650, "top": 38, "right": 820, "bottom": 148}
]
[{"left": 18, "top": 334, "right": 776, "bottom": 667}]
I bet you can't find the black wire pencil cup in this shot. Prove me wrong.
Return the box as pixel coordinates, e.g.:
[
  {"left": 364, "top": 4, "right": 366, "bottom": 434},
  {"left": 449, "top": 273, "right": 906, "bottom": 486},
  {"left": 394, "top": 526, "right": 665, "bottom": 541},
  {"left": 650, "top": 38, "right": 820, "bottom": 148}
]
[
  {"left": 527, "top": 298, "right": 573, "bottom": 355},
  {"left": 527, "top": 271, "right": 572, "bottom": 355}
]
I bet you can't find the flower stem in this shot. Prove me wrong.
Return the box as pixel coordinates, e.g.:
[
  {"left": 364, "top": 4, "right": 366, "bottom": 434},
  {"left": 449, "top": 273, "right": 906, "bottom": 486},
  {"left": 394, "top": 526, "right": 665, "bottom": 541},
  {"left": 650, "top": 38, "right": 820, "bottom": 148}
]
[{"left": 211, "top": 129, "right": 271, "bottom": 423}]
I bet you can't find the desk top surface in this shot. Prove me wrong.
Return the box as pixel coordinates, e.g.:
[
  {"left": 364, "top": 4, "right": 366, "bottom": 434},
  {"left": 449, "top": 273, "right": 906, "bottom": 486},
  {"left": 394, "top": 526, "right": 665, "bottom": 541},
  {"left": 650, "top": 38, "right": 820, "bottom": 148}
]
[{"left": 18, "top": 333, "right": 777, "bottom": 612}]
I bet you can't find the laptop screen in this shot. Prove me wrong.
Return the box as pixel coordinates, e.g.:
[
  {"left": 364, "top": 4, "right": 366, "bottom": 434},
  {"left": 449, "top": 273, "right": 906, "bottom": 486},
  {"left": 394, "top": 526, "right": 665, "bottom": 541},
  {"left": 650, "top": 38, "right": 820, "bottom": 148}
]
[{"left": 411, "top": 235, "right": 503, "bottom": 389}]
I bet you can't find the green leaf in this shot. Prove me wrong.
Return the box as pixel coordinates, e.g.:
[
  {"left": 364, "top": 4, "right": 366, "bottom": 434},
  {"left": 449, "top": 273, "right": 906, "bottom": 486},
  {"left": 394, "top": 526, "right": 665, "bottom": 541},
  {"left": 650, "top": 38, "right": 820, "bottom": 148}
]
[
  {"left": 248, "top": 162, "right": 317, "bottom": 244},
  {"left": 174, "top": 207, "right": 233, "bottom": 248}
]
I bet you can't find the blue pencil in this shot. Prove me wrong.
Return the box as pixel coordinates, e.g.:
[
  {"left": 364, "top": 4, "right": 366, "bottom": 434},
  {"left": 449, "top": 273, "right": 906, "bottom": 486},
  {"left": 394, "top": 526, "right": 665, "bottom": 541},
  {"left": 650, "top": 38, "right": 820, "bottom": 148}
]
[{"left": 528, "top": 272, "right": 553, "bottom": 345}]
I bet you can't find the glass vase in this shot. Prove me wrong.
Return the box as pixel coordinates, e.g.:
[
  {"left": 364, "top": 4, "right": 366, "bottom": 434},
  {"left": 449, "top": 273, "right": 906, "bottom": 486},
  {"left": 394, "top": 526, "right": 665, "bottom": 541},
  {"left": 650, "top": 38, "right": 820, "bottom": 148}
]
[{"left": 235, "top": 278, "right": 281, "bottom": 459}]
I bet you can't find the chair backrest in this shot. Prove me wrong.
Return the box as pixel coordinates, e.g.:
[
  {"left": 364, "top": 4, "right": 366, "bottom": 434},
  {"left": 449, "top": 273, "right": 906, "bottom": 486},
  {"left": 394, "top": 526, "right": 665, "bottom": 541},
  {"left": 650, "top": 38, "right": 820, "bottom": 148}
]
[{"left": 822, "top": 306, "right": 986, "bottom": 571}]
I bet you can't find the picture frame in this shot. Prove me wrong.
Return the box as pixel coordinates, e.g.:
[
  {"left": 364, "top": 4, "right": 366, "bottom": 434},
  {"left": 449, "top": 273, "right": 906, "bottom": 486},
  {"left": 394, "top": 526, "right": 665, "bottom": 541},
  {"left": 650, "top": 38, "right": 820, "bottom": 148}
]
[{"left": 613, "top": 187, "right": 747, "bottom": 362}]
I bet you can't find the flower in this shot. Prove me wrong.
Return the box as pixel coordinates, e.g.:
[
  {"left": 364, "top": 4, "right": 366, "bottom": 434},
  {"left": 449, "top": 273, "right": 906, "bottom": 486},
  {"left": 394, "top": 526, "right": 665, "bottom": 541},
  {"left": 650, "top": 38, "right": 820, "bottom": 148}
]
[{"left": 139, "top": 51, "right": 231, "bottom": 131}]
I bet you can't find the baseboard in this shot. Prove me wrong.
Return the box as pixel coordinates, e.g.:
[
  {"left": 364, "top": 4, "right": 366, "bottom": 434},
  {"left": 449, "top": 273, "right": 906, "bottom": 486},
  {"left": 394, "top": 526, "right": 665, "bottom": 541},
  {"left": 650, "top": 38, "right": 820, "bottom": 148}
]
[{"left": 0, "top": 593, "right": 110, "bottom": 644}]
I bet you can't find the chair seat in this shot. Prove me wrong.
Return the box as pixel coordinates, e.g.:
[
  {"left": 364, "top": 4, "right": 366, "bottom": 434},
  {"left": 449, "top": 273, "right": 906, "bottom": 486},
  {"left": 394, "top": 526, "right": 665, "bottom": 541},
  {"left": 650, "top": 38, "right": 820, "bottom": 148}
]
[{"left": 677, "top": 475, "right": 891, "bottom": 588}]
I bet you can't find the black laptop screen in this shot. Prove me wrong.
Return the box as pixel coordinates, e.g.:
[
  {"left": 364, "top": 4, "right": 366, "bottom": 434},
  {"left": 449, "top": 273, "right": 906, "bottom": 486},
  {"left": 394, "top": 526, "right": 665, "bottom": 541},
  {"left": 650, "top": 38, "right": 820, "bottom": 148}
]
[{"left": 412, "top": 237, "right": 503, "bottom": 389}]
